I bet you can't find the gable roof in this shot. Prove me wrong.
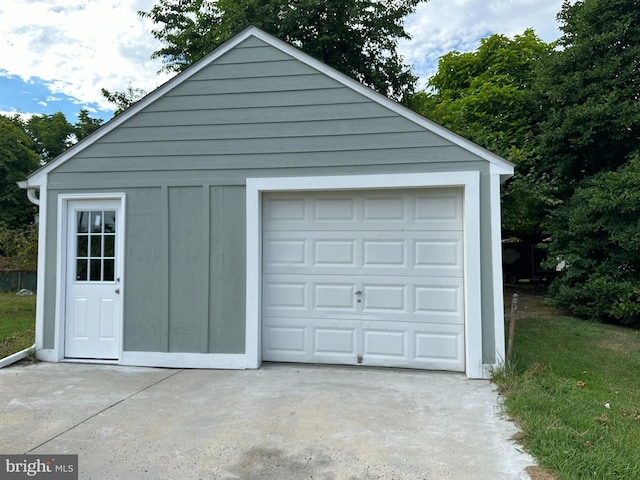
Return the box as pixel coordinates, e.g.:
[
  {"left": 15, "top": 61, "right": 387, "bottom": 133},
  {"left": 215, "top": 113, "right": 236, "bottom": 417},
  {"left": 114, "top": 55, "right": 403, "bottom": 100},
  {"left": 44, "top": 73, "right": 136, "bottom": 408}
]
[{"left": 24, "top": 26, "right": 513, "bottom": 187}]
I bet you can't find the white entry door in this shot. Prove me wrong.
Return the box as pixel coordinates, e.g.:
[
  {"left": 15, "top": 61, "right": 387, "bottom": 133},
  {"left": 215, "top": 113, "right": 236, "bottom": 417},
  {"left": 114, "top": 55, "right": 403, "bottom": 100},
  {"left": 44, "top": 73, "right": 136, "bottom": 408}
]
[
  {"left": 64, "top": 200, "right": 122, "bottom": 360},
  {"left": 262, "top": 188, "right": 465, "bottom": 371}
]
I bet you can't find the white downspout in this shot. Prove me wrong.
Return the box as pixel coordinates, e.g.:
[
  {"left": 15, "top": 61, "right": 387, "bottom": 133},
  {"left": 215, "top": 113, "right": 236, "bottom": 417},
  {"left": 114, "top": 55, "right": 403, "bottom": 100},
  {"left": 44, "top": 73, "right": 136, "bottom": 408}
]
[
  {"left": 0, "top": 344, "right": 36, "bottom": 368},
  {"left": 1, "top": 182, "right": 40, "bottom": 368}
]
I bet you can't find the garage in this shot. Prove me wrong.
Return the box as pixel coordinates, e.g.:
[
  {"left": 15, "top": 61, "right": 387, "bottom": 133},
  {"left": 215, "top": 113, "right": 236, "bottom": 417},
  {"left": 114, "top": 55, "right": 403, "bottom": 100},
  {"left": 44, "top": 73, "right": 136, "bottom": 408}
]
[
  {"left": 261, "top": 188, "right": 465, "bottom": 371},
  {"left": 24, "top": 27, "right": 512, "bottom": 378}
]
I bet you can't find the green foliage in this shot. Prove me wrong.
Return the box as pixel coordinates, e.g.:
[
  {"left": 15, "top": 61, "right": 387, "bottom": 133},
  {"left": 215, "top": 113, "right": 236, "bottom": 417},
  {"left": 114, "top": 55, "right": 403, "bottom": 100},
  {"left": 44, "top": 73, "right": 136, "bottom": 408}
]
[
  {"left": 0, "top": 225, "right": 38, "bottom": 270},
  {"left": 74, "top": 109, "right": 103, "bottom": 140},
  {"left": 25, "top": 112, "right": 75, "bottom": 163},
  {"left": 535, "top": 0, "right": 640, "bottom": 193},
  {"left": 538, "top": 0, "right": 640, "bottom": 323},
  {"left": 545, "top": 155, "right": 640, "bottom": 325},
  {"left": 0, "top": 110, "right": 102, "bottom": 231},
  {"left": 139, "top": 0, "right": 424, "bottom": 100},
  {"left": 407, "top": 29, "right": 553, "bottom": 240},
  {"left": 410, "top": 29, "right": 552, "bottom": 161},
  {"left": 0, "top": 115, "right": 40, "bottom": 229},
  {"left": 101, "top": 87, "right": 148, "bottom": 116}
]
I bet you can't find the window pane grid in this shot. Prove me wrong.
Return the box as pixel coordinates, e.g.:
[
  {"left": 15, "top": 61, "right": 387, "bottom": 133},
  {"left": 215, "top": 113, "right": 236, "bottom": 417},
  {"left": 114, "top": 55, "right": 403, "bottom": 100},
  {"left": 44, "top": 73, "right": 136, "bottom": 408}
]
[{"left": 75, "top": 209, "right": 116, "bottom": 282}]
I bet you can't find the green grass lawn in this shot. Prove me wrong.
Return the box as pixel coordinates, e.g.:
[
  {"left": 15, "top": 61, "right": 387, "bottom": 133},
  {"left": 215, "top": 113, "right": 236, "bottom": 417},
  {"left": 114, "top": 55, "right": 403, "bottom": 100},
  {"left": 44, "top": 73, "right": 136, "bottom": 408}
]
[
  {"left": 495, "top": 288, "right": 640, "bottom": 480},
  {"left": 0, "top": 291, "right": 36, "bottom": 358}
]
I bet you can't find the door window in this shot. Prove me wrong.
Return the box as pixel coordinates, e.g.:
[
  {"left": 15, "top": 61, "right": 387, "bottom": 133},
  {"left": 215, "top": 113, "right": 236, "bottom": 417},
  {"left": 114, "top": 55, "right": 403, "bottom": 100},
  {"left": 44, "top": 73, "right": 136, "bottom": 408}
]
[{"left": 75, "top": 210, "right": 116, "bottom": 282}]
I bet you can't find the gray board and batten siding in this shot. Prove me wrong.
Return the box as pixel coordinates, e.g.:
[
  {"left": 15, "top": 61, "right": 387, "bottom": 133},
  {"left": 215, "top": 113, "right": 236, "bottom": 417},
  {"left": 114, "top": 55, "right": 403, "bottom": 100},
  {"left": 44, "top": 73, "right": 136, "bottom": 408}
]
[{"left": 38, "top": 32, "right": 506, "bottom": 366}]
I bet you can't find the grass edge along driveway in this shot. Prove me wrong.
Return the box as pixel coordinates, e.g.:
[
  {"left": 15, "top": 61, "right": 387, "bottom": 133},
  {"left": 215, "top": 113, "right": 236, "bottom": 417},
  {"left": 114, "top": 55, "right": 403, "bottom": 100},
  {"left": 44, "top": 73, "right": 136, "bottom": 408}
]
[{"left": 494, "top": 288, "right": 640, "bottom": 480}]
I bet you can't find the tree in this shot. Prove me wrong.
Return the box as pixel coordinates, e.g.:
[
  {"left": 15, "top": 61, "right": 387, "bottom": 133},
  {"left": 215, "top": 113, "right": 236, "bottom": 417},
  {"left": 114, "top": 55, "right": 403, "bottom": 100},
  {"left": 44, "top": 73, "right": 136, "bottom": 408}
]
[
  {"left": 545, "top": 154, "right": 640, "bottom": 325},
  {"left": 25, "top": 112, "right": 74, "bottom": 163},
  {"left": 74, "top": 109, "right": 103, "bottom": 140},
  {"left": 101, "top": 87, "right": 147, "bottom": 116},
  {"left": 538, "top": 0, "right": 640, "bottom": 323},
  {"left": 138, "top": 0, "right": 424, "bottom": 100},
  {"left": 0, "top": 115, "right": 40, "bottom": 229},
  {"left": 534, "top": 0, "right": 640, "bottom": 196},
  {"left": 409, "top": 30, "right": 552, "bottom": 160},
  {"left": 407, "top": 30, "right": 553, "bottom": 240}
]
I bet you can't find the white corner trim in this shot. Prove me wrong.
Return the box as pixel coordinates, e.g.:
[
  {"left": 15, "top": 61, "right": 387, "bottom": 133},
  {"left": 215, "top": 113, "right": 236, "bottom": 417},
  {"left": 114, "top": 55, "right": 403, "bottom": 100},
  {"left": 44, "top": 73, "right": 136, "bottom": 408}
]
[
  {"left": 490, "top": 174, "right": 507, "bottom": 366},
  {"left": 35, "top": 349, "right": 57, "bottom": 363},
  {"left": 121, "top": 352, "right": 247, "bottom": 369},
  {"left": 462, "top": 177, "right": 483, "bottom": 379},
  {"left": 34, "top": 185, "right": 47, "bottom": 353},
  {"left": 246, "top": 171, "right": 483, "bottom": 379}
]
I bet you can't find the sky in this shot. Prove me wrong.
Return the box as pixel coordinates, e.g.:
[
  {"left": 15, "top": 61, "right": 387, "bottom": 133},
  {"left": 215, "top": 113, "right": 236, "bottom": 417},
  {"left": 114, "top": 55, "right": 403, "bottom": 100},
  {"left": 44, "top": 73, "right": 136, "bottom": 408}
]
[{"left": 0, "top": 0, "right": 567, "bottom": 123}]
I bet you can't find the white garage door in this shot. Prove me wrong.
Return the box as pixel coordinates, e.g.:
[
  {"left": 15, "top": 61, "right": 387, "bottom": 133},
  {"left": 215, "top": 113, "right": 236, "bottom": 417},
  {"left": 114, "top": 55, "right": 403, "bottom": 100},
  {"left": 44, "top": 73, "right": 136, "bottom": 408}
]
[{"left": 262, "top": 188, "right": 465, "bottom": 371}]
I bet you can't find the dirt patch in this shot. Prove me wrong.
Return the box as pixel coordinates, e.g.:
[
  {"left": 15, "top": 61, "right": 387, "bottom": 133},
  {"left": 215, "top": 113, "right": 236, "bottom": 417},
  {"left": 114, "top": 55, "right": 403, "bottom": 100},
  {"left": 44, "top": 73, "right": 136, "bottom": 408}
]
[
  {"left": 597, "top": 329, "right": 640, "bottom": 354},
  {"left": 526, "top": 465, "right": 559, "bottom": 480},
  {"left": 504, "top": 285, "right": 568, "bottom": 319}
]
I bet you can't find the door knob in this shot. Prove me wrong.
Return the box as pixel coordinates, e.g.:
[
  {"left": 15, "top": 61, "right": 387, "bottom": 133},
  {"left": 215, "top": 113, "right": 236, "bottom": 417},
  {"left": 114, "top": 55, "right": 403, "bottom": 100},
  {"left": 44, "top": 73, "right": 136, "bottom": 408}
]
[{"left": 115, "top": 288, "right": 120, "bottom": 294}]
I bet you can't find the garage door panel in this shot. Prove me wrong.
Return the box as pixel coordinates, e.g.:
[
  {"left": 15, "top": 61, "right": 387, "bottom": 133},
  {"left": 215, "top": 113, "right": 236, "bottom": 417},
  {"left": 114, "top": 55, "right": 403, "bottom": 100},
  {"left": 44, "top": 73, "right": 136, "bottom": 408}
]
[
  {"left": 264, "top": 325, "right": 307, "bottom": 353},
  {"left": 264, "top": 274, "right": 463, "bottom": 325},
  {"left": 264, "top": 281, "right": 307, "bottom": 309},
  {"left": 266, "top": 197, "right": 307, "bottom": 222},
  {"left": 314, "top": 328, "right": 356, "bottom": 354},
  {"left": 364, "top": 330, "right": 407, "bottom": 357},
  {"left": 265, "top": 239, "right": 307, "bottom": 266},
  {"left": 414, "top": 193, "right": 462, "bottom": 230},
  {"left": 314, "top": 197, "right": 357, "bottom": 222},
  {"left": 264, "top": 189, "right": 463, "bottom": 232},
  {"left": 314, "top": 283, "right": 357, "bottom": 310},
  {"left": 264, "top": 231, "right": 463, "bottom": 277},
  {"left": 363, "top": 196, "right": 406, "bottom": 222},
  {"left": 414, "top": 237, "right": 463, "bottom": 275},
  {"left": 414, "top": 327, "right": 465, "bottom": 369},
  {"left": 363, "top": 240, "right": 406, "bottom": 267},
  {"left": 362, "top": 285, "right": 407, "bottom": 312},
  {"left": 262, "top": 317, "right": 465, "bottom": 371},
  {"left": 314, "top": 240, "right": 356, "bottom": 266}
]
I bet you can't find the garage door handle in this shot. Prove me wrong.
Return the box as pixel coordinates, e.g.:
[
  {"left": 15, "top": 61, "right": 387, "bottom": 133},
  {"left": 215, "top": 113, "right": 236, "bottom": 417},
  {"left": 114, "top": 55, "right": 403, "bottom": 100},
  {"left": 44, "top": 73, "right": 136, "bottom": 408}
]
[
  {"left": 354, "top": 290, "right": 362, "bottom": 295},
  {"left": 115, "top": 288, "right": 120, "bottom": 294}
]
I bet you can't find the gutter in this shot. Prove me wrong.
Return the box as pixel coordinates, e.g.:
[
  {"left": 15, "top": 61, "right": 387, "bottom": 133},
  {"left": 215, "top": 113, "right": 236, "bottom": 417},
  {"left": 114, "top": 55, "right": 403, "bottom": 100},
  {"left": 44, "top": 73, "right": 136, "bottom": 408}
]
[
  {"left": 0, "top": 344, "right": 36, "bottom": 368},
  {"left": 17, "top": 181, "right": 40, "bottom": 206}
]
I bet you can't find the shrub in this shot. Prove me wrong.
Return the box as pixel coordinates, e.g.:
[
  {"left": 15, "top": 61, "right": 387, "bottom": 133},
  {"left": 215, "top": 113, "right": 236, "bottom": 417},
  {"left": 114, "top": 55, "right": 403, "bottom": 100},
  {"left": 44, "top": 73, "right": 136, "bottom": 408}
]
[
  {"left": 546, "top": 154, "right": 640, "bottom": 325},
  {"left": 0, "top": 224, "right": 38, "bottom": 270}
]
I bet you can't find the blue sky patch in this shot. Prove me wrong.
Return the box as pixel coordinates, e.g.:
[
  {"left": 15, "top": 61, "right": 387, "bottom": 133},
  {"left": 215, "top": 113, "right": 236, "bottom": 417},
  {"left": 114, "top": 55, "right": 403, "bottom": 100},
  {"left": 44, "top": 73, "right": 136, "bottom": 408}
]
[{"left": 0, "top": 72, "right": 113, "bottom": 122}]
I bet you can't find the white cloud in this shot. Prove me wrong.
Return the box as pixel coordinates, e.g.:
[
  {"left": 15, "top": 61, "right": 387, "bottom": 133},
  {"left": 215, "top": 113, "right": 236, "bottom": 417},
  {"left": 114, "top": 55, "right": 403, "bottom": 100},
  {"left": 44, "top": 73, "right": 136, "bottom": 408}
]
[
  {"left": 400, "top": 0, "right": 566, "bottom": 87},
  {"left": 0, "top": 110, "right": 34, "bottom": 121},
  {"left": 1, "top": 0, "right": 172, "bottom": 112}
]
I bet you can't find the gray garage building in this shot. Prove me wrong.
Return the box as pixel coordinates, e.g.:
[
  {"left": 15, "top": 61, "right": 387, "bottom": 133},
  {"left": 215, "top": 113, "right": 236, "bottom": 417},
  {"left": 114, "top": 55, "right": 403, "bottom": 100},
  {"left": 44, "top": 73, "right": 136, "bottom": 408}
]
[{"left": 20, "top": 26, "right": 513, "bottom": 379}]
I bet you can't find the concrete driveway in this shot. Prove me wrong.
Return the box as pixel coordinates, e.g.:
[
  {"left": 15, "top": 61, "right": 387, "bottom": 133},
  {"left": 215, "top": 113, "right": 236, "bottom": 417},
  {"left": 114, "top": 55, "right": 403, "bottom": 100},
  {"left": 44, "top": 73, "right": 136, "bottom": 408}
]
[{"left": 0, "top": 362, "right": 534, "bottom": 479}]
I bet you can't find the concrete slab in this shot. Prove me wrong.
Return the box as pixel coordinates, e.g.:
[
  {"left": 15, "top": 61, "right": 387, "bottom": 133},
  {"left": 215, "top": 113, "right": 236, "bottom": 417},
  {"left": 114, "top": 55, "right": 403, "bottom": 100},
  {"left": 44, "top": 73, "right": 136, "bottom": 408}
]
[{"left": 0, "top": 362, "right": 535, "bottom": 479}]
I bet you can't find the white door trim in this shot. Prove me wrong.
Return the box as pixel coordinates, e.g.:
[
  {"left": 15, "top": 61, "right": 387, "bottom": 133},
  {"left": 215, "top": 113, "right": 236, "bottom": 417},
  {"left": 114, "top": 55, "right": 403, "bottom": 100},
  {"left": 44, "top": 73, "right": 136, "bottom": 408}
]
[
  {"left": 54, "top": 193, "right": 126, "bottom": 362},
  {"left": 246, "top": 172, "right": 484, "bottom": 378}
]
